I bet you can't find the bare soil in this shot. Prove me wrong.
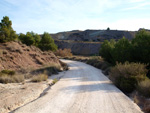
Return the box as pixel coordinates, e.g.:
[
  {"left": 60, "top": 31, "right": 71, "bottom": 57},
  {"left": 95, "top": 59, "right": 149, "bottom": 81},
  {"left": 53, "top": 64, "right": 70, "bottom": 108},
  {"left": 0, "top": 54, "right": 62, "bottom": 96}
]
[{"left": 0, "top": 41, "right": 61, "bottom": 71}]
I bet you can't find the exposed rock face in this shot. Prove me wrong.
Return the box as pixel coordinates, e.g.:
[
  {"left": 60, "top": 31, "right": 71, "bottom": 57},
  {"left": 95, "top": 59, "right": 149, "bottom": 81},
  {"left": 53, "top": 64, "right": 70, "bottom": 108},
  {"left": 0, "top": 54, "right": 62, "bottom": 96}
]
[
  {"left": 0, "top": 41, "right": 61, "bottom": 71},
  {"left": 51, "top": 29, "right": 136, "bottom": 41},
  {"left": 55, "top": 40, "right": 101, "bottom": 55},
  {"left": 51, "top": 29, "right": 136, "bottom": 55}
]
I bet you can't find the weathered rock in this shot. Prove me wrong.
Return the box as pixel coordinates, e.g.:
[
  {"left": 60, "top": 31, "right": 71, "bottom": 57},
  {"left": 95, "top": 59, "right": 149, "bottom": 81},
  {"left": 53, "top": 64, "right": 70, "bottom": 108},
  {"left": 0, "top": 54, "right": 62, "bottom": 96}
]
[
  {"left": 55, "top": 40, "right": 101, "bottom": 55},
  {"left": 51, "top": 29, "right": 136, "bottom": 41}
]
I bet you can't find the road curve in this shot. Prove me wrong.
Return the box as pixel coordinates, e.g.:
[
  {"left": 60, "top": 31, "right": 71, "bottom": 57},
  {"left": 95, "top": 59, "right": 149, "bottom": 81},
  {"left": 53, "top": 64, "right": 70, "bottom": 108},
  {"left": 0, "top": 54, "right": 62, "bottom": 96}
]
[{"left": 13, "top": 59, "right": 142, "bottom": 113}]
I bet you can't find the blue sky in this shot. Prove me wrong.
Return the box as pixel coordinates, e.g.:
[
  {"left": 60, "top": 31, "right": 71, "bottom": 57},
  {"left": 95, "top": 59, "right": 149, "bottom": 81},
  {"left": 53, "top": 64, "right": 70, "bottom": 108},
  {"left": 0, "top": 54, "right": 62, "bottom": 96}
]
[{"left": 0, "top": 0, "right": 150, "bottom": 34}]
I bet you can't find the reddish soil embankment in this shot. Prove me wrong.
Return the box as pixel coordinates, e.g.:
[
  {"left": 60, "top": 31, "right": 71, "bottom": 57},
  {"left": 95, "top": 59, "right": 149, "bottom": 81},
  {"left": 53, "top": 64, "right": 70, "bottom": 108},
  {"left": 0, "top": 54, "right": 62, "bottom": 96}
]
[{"left": 0, "top": 41, "right": 61, "bottom": 71}]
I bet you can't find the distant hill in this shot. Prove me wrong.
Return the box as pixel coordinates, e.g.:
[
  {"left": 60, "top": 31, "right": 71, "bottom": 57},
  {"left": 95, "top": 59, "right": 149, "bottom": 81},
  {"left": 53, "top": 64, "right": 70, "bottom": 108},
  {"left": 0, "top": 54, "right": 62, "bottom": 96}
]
[
  {"left": 50, "top": 29, "right": 149, "bottom": 55},
  {"left": 50, "top": 29, "right": 136, "bottom": 42}
]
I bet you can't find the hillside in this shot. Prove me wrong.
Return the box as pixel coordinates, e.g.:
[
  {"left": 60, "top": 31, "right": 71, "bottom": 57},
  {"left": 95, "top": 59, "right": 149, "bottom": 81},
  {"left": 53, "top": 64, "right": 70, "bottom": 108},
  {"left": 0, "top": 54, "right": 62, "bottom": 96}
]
[
  {"left": 50, "top": 29, "right": 136, "bottom": 55},
  {"left": 0, "top": 41, "right": 61, "bottom": 71},
  {"left": 51, "top": 29, "right": 136, "bottom": 41}
]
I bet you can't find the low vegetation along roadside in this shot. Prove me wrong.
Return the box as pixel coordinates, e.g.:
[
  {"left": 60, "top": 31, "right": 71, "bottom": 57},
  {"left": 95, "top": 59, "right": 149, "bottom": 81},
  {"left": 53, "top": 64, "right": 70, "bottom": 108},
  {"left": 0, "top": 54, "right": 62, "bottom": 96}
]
[
  {"left": 100, "top": 29, "right": 150, "bottom": 113},
  {"left": 31, "top": 74, "right": 48, "bottom": 82},
  {"left": 0, "top": 61, "right": 68, "bottom": 84},
  {"left": 60, "top": 55, "right": 111, "bottom": 76},
  {"left": 110, "top": 62, "right": 148, "bottom": 93},
  {"left": 0, "top": 70, "right": 24, "bottom": 83}
]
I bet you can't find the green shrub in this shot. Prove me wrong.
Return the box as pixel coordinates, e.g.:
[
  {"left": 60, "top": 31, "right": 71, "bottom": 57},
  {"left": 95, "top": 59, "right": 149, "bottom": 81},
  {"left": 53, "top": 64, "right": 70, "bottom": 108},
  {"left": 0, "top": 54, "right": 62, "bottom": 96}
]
[
  {"left": 52, "top": 78, "right": 58, "bottom": 84},
  {"left": 116, "top": 76, "right": 137, "bottom": 93},
  {"left": 31, "top": 74, "right": 48, "bottom": 82},
  {"left": 38, "top": 32, "right": 57, "bottom": 51},
  {"left": 19, "top": 31, "right": 41, "bottom": 46},
  {"left": 1, "top": 70, "right": 15, "bottom": 75},
  {"left": 137, "top": 79, "right": 150, "bottom": 98},
  {"left": 110, "top": 62, "right": 147, "bottom": 93},
  {"left": 110, "top": 62, "right": 147, "bottom": 79}
]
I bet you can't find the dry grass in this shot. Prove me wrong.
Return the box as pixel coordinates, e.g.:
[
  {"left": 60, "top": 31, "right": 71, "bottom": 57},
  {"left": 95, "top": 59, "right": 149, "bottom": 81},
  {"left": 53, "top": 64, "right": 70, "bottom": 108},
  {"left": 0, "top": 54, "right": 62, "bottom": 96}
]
[
  {"left": 55, "top": 48, "right": 72, "bottom": 57},
  {"left": 31, "top": 74, "right": 48, "bottom": 82},
  {"left": 0, "top": 74, "right": 24, "bottom": 84},
  {"left": 137, "top": 79, "right": 150, "bottom": 98},
  {"left": 109, "top": 62, "right": 148, "bottom": 93},
  {"left": 110, "top": 62, "right": 147, "bottom": 82},
  {"left": 0, "top": 70, "right": 24, "bottom": 83}
]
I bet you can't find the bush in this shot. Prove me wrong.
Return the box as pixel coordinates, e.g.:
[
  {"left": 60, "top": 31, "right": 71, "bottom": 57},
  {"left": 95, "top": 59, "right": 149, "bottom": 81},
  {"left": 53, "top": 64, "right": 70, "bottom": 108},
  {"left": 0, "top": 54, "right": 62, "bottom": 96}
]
[
  {"left": 55, "top": 48, "right": 72, "bottom": 57},
  {"left": 116, "top": 76, "right": 137, "bottom": 93},
  {"left": 0, "top": 74, "right": 24, "bottom": 83},
  {"left": 31, "top": 74, "right": 48, "bottom": 82},
  {"left": 86, "top": 56, "right": 110, "bottom": 70},
  {"left": 1, "top": 70, "right": 15, "bottom": 75},
  {"left": 38, "top": 32, "right": 57, "bottom": 51},
  {"left": 110, "top": 62, "right": 147, "bottom": 93},
  {"left": 137, "top": 79, "right": 150, "bottom": 98},
  {"left": 52, "top": 78, "right": 58, "bottom": 84}
]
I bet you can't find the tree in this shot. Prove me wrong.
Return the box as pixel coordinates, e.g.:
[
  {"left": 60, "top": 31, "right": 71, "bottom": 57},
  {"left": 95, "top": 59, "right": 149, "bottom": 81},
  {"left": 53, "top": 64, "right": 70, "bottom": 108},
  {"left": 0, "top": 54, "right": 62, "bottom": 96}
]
[
  {"left": 107, "top": 27, "right": 110, "bottom": 31},
  {"left": 19, "top": 31, "right": 41, "bottom": 46},
  {"left": 99, "top": 39, "right": 115, "bottom": 64},
  {"left": 38, "top": 32, "right": 57, "bottom": 51},
  {"left": 132, "top": 30, "right": 150, "bottom": 64},
  {"left": 34, "top": 34, "right": 41, "bottom": 46},
  {"left": 113, "top": 37, "right": 132, "bottom": 63},
  {"left": 0, "top": 16, "right": 17, "bottom": 43}
]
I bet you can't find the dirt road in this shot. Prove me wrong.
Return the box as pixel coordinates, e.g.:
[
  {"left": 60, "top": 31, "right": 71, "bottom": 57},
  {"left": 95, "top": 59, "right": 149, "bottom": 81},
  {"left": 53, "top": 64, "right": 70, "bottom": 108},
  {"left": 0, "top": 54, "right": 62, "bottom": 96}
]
[{"left": 13, "top": 60, "right": 142, "bottom": 113}]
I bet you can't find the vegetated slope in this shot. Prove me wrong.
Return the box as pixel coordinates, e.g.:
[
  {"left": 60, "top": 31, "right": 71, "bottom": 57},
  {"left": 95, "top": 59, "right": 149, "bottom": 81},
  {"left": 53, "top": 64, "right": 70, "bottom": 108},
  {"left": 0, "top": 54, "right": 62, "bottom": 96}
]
[
  {"left": 0, "top": 41, "right": 61, "bottom": 71},
  {"left": 50, "top": 29, "right": 136, "bottom": 41}
]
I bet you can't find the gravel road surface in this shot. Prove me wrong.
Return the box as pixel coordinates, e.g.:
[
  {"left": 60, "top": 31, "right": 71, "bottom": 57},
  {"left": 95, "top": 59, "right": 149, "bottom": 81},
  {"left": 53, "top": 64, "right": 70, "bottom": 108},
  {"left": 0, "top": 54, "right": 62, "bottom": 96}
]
[{"left": 13, "top": 59, "right": 142, "bottom": 113}]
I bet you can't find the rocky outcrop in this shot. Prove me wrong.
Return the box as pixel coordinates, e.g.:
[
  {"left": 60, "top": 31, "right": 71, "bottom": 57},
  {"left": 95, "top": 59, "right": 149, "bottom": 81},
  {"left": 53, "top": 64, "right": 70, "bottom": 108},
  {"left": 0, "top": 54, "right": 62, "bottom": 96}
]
[
  {"left": 51, "top": 29, "right": 136, "bottom": 41},
  {"left": 55, "top": 40, "right": 101, "bottom": 55},
  {"left": 51, "top": 29, "right": 136, "bottom": 55}
]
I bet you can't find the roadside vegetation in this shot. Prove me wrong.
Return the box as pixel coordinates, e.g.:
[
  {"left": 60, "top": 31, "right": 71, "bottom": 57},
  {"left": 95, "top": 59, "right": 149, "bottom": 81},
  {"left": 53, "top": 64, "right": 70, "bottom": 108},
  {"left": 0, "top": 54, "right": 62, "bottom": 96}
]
[
  {"left": 0, "top": 70, "right": 24, "bottom": 83},
  {"left": 55, "top": 48, "right": 72, "bottom": 57},
  {"left": 0, "top": 16, "right": 67, "bottom": 84},
  {"left": 58, "top": 29, "right": 150, "bottom": 112},
  {"left": 31, "top": 74, "right": 48, "bottom": 82},
  {"left": 100, "top": 29, "right": 150, "bottom": 112}
]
